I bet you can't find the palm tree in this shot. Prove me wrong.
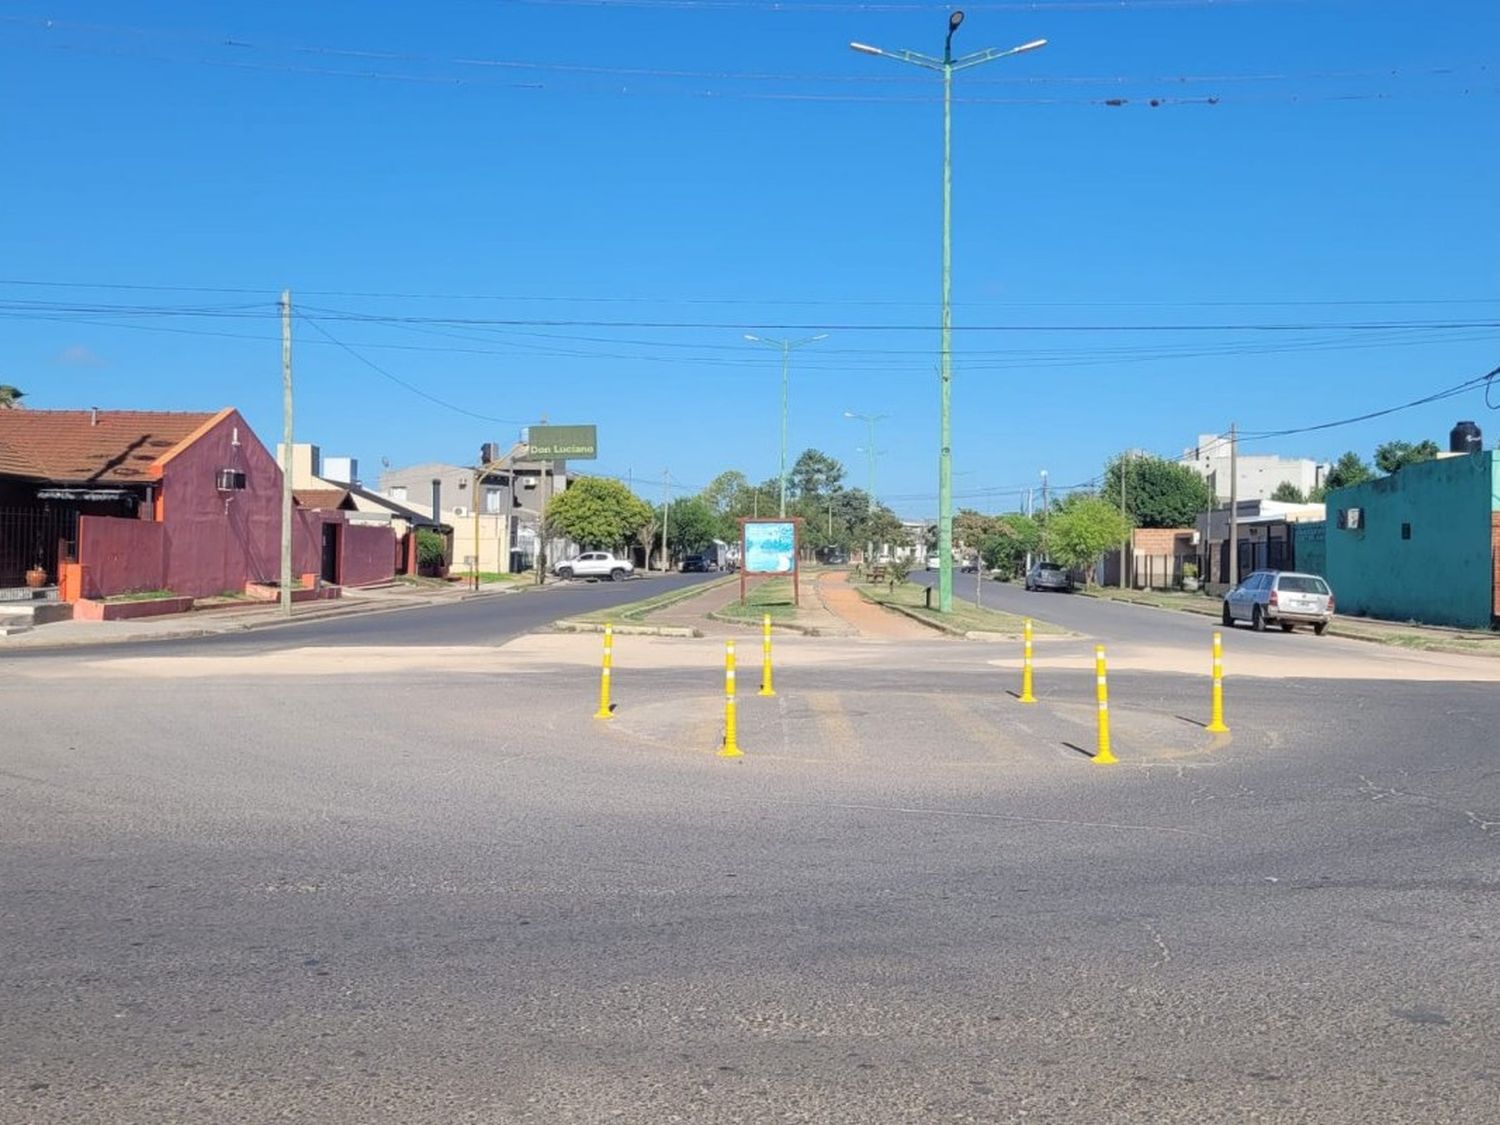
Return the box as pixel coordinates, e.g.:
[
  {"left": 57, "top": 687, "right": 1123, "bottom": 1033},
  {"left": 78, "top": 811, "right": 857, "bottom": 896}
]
[{"left": 0, "top": 385, "right": 23, "bottom": 409}]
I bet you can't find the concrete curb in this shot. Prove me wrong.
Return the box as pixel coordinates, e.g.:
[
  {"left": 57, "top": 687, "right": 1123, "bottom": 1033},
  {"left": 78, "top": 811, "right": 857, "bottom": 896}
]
[
  {"left": 553, "top": 619, "right": 700, "bottom": 638},
  {"left": 705, "top": 610, "right": 825, "bottom": 636}
]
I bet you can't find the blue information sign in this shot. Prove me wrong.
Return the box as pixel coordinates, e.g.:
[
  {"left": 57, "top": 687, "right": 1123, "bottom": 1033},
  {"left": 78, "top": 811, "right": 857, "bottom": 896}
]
[{"left": 743, "top": 520, "right": 796, "bottom": 574}]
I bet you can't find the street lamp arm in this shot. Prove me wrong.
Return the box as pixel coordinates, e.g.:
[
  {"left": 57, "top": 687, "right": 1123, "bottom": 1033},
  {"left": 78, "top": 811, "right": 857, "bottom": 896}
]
[
  {"left": 951, "top": 39, "right": 1047, "bottom": 71},
  {"left": 848, "top": 42, "right": 945, "bottom": 71}
]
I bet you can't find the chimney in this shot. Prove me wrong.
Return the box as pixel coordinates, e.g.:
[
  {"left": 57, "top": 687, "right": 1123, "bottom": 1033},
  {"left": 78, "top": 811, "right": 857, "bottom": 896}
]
[
  {"left": 90, "top": 406, "right": 99, "bottom": 426},
  {"left": 431, "top": 478, "right": 442, "bottom": 524}
]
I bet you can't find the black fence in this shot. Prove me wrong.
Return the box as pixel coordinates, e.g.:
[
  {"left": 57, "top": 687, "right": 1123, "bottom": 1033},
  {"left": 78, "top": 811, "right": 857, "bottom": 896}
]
[{"left": 0, "top": 507, "right": 79, "bottom": 587}]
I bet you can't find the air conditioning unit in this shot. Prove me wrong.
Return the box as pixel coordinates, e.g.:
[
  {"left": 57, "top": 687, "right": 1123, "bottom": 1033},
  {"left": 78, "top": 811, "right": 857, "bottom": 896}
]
[
  {"left": 215, "top": 469, "right": 247, "bottom": 492},
  {"left": 523, "top": 478, "right": 537, "bottom": 490},
  {"left": 452, "top": 506, "right": 467, "bottom": 518},
  {"left": 1338, "top": 507, "right": 1363, "bottom": 530}
]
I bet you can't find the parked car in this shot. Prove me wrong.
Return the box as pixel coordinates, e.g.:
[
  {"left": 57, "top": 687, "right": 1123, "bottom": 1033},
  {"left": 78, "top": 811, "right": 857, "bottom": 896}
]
[
  {"left": 681, "top": 554, "right": 717, "bottom": 573},
  {"left": 1222, "top": 570, "right": 1334, "bottom": 634},
  {"left": 1025, "top": 561, "right": 1074, "bottom": 593},
  {"left": 926, "top": 554, "right": 942, "bottom": 570},
  {"left": 554, "top": 551, "right": 634, "bottom": 582}
]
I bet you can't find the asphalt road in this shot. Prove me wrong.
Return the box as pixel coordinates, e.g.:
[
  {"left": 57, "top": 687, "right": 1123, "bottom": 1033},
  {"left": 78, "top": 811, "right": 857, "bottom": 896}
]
[
  {"left": 9, "top": 572, "right": 720, "bottom": 659},
  {"left": 911, "top": 569, "right": 1359, "bottom": 655},
  {"left": 3, "top": 620, "right": 1496, "bottom": 1123}
]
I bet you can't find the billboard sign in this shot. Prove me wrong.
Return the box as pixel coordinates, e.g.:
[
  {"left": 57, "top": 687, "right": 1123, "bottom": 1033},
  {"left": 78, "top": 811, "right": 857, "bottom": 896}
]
[
  {"left": 743, "top": 520, "right": 796, "bottom": 574},
  {"left": 526, "top": 425, "right": 597, "bottom": 461}
]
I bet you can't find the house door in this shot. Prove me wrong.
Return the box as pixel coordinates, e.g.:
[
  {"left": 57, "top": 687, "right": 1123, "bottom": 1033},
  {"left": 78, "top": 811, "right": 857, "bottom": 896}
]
[{"left": 320, "top": 523, "right": 340, "bottom": 585}]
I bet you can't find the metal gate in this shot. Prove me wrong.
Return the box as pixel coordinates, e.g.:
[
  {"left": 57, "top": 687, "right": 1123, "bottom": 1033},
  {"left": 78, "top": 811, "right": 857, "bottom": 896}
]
[{"left": 0, "top": 507, "right": 79, "bottom": 588}]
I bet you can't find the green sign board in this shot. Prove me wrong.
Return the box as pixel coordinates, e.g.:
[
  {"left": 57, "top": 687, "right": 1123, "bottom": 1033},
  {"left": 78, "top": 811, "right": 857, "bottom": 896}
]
[{"left": 526, "top": 425, "right": 597, "bottom": 461}]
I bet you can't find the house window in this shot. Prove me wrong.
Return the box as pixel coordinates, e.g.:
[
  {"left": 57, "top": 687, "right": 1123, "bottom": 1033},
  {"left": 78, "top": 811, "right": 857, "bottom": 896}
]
[
  {"left": 485, "top": 488, "right": 502, "bottom": 514},
  {"left": 390, "top": 486, "right": 407, "bottom": 501},
  {"left": 1401, "top": 522, "right": 1412, "bottom": 540}
]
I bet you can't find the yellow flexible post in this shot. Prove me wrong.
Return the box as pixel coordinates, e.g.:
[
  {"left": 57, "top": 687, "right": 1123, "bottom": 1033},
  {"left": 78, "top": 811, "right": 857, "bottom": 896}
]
[
  {"left": 1093, "top": 644, "right": 1118, "bottom": 764},
  {"left": 759, "top": 613, "right": 776, "bottom": 697},
  {"left": 1018, "top": 618, "right": 1037, "bottom": 703},
  {"left": 719, "top": 639, "right": 743, "bottom": 758},
  {"left": 1206, "top": 630, "right": 1230, "bottom": 733},
  {"left": 593, "top": 623, "right": 615, "bottom": 720}
]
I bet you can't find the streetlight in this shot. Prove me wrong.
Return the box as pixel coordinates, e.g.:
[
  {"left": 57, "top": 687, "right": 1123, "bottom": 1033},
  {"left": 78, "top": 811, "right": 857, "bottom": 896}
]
[
  {"left": 843, "top": 410, "right": 889, "bottom": 510},
  {"left": 851, "top": 13, "right": 1046, "bottom": 613},
  {"left": 744, "top": 333, "right": 829, "bottom": 517}
]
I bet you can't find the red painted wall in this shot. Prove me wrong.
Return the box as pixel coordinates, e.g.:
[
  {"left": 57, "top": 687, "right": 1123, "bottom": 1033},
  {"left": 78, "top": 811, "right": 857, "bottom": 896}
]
[
  {"left": 76, "top": 516, "right": 167, "bottom": 599},
  {"left": 155, "top": 410, "right": 323, "bottom": 598},
  {"left": 340, "top": 522, "right": 397, "bottom": 587}
]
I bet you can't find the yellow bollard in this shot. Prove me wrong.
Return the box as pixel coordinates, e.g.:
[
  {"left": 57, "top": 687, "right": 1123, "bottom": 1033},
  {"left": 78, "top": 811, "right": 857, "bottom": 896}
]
[
  {"left": 1018, "top": 618, "right": 1037, "bottom": 704},
  {"left": 1093, "top": 644, "right": 1118, "bottom": 765},
  {"left": 759, "top": 613, "right": 776, "bottom": 697},
  {"left": 719, "top": 639, "right": 743, "bottom": 758},
  {"left": 593, "top": 623, "right": 615, "bottom": 720},
  {"left": 1205, "top": 630, "right": 1230, "bottom": 733}
]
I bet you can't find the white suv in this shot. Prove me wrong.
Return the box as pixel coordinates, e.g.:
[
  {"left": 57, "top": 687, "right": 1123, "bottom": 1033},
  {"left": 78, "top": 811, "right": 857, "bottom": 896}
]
[{"left": 555, "top": 551, "right": 634, "bottom": 582}]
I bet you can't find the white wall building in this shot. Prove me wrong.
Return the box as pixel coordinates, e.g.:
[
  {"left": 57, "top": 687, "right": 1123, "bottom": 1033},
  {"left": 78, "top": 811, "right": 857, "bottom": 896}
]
[{"left": 1180, "top": 434, "right": 1329, "bottom": 502}]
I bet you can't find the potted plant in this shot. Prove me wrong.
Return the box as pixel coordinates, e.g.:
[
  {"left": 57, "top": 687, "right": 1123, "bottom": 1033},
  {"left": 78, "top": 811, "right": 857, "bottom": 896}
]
[
  {"left": 1181, "top": 561, "right": 1200, "bottom": 592},
  {"left": 25, "top": 564, "right": 47, "bottom": 589}
]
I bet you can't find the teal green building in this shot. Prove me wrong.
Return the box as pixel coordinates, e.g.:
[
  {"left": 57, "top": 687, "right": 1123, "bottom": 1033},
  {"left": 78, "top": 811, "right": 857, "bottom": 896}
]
[{"left": 1324, "top": 451, "right": 1499, "bottom": 629}]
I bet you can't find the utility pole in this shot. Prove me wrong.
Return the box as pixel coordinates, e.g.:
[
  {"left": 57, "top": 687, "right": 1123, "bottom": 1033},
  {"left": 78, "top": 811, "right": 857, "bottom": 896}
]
[
  {"left": 661, "top": 470, "right": 672, "bottom": 572},
  {"left": 279, "top": 290, "right": 293, "bottom": 619},
  {"left": 1040, "top": 469, "right": 1050, "bottom": 559},
  {"left": 851, "top": 16, "right": 1045, "bottom": 614},
  {"left": 1119, "top": 451, "right": 1129, "bottom": 590},
  {"left": 1228, "top": 423, "right": 1239, "bottom": 588},
  {"left": 744, "top": 333, "right": 827, "bottom": 517}
]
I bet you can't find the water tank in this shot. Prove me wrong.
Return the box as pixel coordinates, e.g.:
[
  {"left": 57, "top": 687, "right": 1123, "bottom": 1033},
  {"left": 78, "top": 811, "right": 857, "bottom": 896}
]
[{"left": 1450, "top": 420, "right": 1483, "bottom": 455}]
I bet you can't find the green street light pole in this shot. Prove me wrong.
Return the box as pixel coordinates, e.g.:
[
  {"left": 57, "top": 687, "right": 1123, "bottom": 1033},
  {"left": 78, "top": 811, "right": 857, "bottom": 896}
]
[
  {"left": 851, "top": 13, "right": 1045, "bottom": 612},
  {"left": 745, "top": 333, "right": 828, "bottom": 516},
  {"left": 843, "top": 410, "right": 889, "bottom": 511}
]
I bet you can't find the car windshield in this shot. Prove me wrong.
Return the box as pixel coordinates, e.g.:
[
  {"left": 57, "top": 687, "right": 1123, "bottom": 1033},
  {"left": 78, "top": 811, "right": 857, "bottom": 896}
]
[
  {"left": 1039, "top": 563, "right": 1061, "bottom": 571},
  {"left": 1278, "top": 575, "right": 1330, "bottom": 595}
]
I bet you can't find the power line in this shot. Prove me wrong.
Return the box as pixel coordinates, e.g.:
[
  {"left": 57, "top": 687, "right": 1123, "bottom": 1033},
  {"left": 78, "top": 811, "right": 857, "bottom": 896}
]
[
  {"left": 1238, "top": 366, "right": 1500, "bottom": 442},
  {"left": 296, "top": 313, "right": 534, "bottom": 426}
]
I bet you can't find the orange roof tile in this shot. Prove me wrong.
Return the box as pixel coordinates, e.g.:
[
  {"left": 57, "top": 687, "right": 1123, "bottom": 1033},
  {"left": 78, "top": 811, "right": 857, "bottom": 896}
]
[
  {"left": 295, "top": 488, "right": 353, "bottom": 510},
  {"left": 0, "top": 409, "right": 219, "bottom": 484}
]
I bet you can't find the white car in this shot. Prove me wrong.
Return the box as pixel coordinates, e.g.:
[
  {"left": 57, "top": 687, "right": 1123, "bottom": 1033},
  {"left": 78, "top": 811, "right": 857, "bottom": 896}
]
[
  {"left": 926, "top": 554, "right": 942, "bottom": 570},
  {"left": 555, "top": 551, "right": 634, "bottom": 582}
]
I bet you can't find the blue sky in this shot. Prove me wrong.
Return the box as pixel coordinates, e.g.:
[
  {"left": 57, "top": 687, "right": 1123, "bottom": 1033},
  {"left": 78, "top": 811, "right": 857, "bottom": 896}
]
[{"left": 3, "top": 0, "right": 1498, "bottom": 516}]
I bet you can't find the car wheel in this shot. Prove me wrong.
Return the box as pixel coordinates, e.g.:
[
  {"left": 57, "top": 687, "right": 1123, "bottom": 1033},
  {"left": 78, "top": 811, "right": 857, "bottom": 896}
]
[
  {"left": 610, "top": 568, "right": 626, "bottom": 582},
  {"left": 1221, "top": 602, "right": 1234, "bottom": 627},
  {"left": 557, "top": 567, "right": 573, "bottom": 580},
  {"left": 1280, "top": 622, "right": 1295, "bottom": 632},
  {"left": 1313, "top": 622, "right": 1328, "bottom": 636},
  {"left": 1252, "top": 605, "right": 1266, "bottom": 632}
]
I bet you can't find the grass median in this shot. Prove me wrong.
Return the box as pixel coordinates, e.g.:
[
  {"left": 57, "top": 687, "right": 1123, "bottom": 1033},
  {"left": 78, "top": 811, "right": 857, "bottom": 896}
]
[
  {"left": 713, "top": 576, "right": 799, "bottom": 623},
  {"left": 570, "top": 575, "right": 735, "bottom": 625},
  {"left": 858, "top": 580, "right": 1065, "bottom": 637}
]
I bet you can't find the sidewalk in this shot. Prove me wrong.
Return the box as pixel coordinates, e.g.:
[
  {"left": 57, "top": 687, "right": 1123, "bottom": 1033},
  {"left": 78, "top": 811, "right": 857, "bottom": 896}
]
[
  {"left": 653, "top": 574, "right": 853, "bottom": 637},
  {"left": 0, "top": 579, "right": 527, "bottom": 651}
]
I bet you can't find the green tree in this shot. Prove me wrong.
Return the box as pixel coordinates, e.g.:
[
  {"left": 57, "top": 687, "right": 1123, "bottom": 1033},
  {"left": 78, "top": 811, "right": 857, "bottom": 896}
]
[
  {"left": 665, "top": 495, "right": 719, "bottom": 555},
  {"left": 1270, "top": 482, "right": 1306, "bottom": 503},
  {"left": 701, "top": 470, "right": 749, "bottom": 517},
  {"left": 1047, "top": 496, "right": 1133, "bottom": 581},
  {"left": 0, "top": 385, "right": 23, "bottom": 409},
  {"left": 953, "top": 508, "right": 1000, "bottom": 549},
  {"left": 544, "top": 477, "right": 653, "bottom": 550},
  {"left": 415, "top": 529, "right": 447, "bottom": 569},
  {"left": 1374, "top": 439, "right": 1440, "bottom": 475},
  {"left": 978, "top": 513, "right": 1041, "bottom": 577},
  {"left": 789, "top": 449, "right": 845, "bottom": 499},
  {"left": 1323, "top": 451, "right": 1373, "bottom": 492},
  {"left": 1101, "top": 454, "right": 1213, "bottom": 529}
]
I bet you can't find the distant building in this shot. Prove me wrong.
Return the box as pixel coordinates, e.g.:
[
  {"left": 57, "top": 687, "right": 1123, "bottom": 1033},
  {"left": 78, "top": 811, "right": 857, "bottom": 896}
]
[
  {"left": 379, "top": 443, "right": 568, "bottom": 574},
  {"left": 1180, "top": 433, "right": 1328, "bottom": 502}
]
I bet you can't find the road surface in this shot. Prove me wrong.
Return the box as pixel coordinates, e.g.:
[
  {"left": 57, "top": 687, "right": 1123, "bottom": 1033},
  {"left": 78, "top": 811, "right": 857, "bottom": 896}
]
[{"left": 2, "top": 577, "right": 1496, "bottom": 1123}]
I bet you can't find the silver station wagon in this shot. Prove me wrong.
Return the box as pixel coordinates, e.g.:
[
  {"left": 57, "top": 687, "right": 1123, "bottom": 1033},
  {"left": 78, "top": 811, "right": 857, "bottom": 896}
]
[{"left": 1222, "top": 570, "right": 1334, "bottom": 635}]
